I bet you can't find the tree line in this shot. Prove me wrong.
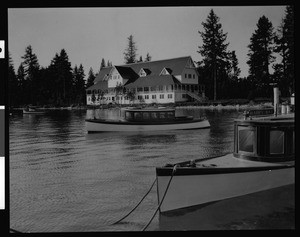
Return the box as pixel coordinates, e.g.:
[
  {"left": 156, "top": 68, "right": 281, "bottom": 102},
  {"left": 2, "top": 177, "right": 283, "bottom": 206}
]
[
  {"left": 197, "top": 6, "right": 294, "bottom": 100},
  {"left": 8, "top": 6, "right": 294, "bottom": 107}
]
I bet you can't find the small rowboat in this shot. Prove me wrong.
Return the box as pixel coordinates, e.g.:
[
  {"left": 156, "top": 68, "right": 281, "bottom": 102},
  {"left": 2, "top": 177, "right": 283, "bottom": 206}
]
[
  {"left": 85, "top": 107, "right": 210, "bottom": 133},
  {"left": 156, "top": 109, "right": 294, "bottom": 213},
  {"left": 22, "top": 107, "right": 45, "bottom": 114}
]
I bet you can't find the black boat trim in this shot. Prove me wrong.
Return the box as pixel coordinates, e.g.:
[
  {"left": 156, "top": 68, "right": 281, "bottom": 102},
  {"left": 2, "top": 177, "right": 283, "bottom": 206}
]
[
  {"left": 85, "top": 118, "right": 206, "bottom": 126},
  {"left": 156, "top": 164, "right": 294, "bottom": 176}
]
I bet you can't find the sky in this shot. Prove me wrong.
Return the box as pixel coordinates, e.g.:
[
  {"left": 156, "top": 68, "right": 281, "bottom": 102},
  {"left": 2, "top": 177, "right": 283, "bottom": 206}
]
[{"left": 8, "top": 6, "right": 287, "bottom": 79}]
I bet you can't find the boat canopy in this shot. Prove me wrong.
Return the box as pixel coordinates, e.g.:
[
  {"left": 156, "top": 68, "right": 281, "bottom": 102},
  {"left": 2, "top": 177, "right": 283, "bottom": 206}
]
[{"left": 234, "top": 114, "right": 294, "bottom": 162}]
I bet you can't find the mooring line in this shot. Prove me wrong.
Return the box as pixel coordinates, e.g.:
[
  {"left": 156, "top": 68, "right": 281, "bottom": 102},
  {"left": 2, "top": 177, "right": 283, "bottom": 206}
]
[
  {"left": 142, "top": 165, "right": 177, "bottom": 231},
  {"left": 111, "top": 177, "right": 157, "bottom": 225}
]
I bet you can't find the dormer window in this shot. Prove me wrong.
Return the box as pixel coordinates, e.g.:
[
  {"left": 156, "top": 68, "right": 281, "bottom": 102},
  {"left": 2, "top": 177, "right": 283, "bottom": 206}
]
[
  {"left": 139, "top": 68, "right": 151, "bottom": 77},
  {"left": 160, "top": 68, "right": 172, "bottom": 75}
]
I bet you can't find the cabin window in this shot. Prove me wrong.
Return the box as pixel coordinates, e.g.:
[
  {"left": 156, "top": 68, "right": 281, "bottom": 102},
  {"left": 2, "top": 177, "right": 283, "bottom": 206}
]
[
  {"left": 142, "top": 112, "right": 150, "bottom": 120},
  {"left": 269, "top": 130, "right": 284, "bottom": 154},
  {"left": 159, "top": 112, "right": 166, "bottom": 119},
  {"left": 151, "top": 112, "right": 158, "bottom": 119},
  {"left": 134, "top": 112, "right": 142, "bottom": 120},
  {"left": 125, "top": 112, "right": 133, "bottom": 120},
  {"left": 167, "top": 112, "right": 174, "bottom": 119},
  {"left": 238, "top": 126, "right": 254, "bottom": 153}
]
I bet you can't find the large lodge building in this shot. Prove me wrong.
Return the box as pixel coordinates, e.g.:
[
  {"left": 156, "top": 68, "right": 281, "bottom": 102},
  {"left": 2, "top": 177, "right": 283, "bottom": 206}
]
[{"left": 86, "top": 56, "right": 206, "bottom": 105}]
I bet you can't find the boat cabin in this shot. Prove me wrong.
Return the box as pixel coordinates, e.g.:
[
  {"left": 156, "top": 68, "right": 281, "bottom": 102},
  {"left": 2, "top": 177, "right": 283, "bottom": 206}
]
[
  {"left": 124, "top": 108, "right": 176, "bottom": 122},
  {"left": 234, "top": 110, "right": 294, "bottom": 162}
]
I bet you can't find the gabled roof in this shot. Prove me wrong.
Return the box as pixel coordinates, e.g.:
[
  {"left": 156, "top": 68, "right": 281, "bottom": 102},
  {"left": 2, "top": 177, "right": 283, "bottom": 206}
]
[
  {"left": 122, "top": 56, "right": 192, "bottom": 76},
  {"left": 94, "top": 66, "right": 113, "bottom": 83},
  {"left": 114, "top": 66, "right": 139, "bottom": 80},
  {"left": 125, "top": 75, "right": 181, "bottom": 88},
  {"left": 86, "top": 80, "right": 108, "bottom": 91},
  {"left": 160, "top": 67, "right": 172, "bottom": 75}
]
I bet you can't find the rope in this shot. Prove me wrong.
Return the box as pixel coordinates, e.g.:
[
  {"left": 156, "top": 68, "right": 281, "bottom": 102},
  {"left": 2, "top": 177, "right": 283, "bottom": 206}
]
[
  {"left": 111, "top": 177, "right": 157, "bottom": 225},
  {"left": 142, "top": 165, "right": 177, "bottom": 231}
]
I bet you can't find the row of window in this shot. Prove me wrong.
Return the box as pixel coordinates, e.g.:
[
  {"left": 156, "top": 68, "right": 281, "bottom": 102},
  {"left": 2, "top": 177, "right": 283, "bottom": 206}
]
[
  {"left": 125, "top": 111, "right": 175, "bottom": 121},
  {"left": 137, "top": 94, "right": 173, "bottom": 100},
  {"left": 184, "top": 73, "right": 196, "bottom": 79},
  {"left": 238, "top": 125, "right": 294, "bottom": 156},
  {"left": 87, "top": 84, "right": 204, "bottom": 95}
]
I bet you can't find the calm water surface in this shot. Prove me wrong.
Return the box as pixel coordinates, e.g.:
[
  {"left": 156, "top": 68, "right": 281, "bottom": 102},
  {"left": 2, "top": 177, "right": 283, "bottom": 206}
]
[{"left": 9, "top": 108, "right": 294, "bottom": 232}]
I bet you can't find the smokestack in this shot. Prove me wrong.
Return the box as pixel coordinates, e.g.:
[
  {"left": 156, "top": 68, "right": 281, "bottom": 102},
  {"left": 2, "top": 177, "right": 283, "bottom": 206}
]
[{"left": 274, "top": 87, "right": 279, "bottom": 116}]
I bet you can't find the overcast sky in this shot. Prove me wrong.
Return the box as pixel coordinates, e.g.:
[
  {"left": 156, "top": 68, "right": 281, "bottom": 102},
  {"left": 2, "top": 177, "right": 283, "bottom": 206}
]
[{"left": 8, "top": 6, "right": 287, "bottom": 78}]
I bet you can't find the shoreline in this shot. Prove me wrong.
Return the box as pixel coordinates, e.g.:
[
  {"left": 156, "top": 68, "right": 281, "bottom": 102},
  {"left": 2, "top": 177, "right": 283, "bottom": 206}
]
[{"left": 11, "top": 103, "right": 274, "bottom": 111}]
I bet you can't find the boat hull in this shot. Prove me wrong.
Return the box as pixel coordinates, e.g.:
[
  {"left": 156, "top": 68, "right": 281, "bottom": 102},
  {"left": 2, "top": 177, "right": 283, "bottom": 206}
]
[
  {"left": 22, "top": 110, "right": 45, "bottom": 114},
  {"left": 85, "top": 119, "right": 210, "bottom": 132},
  {"left": 156, "top": 164, "right": 294, "bottom": 213}
]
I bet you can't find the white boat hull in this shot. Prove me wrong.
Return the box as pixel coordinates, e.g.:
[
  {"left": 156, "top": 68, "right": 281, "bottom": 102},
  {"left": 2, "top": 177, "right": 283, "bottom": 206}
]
[
  {"left": 85, "top": 119, "right": 210, "bottom": 132},
  {"left": 157, "top": 163, "right": 294, "bottom": 213},
  {"left": 23, "top": 110, "right": 45, "bottom": 114}
]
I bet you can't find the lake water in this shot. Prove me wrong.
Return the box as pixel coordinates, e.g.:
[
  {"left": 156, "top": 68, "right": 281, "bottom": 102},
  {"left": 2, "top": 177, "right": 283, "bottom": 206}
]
[{"left": 9, "top": 108, "right": 294, "bottom": 232}]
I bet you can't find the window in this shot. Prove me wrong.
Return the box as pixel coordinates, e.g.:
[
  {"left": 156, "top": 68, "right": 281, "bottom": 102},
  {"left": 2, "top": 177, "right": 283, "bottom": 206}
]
[
  {"left": 185, "top": 74, "right": 187, "bottom": 78},
  {"left": 188, "top": 74, "right": 192, "bottom": 78},
  {"left": 142, "top": 112, "right": 150, "bottom": 120},
  {"left": 144, "top": 87, "right": 149, "bottom": 92},
  {"left": 152, "top": 95, "right": 156, "bottom": 99},
  {"left": 158, "top": 85, "right": 163, "bottom": 91},
  {"left": 150, "top": 86, "right": 156, "bottom": 92},
  {"left": 145, "top": 95, "right": 149, "bottom": 100},
  {"left": 159, "top": 112, "right": 166, "bottom": 119},
  {"left": 167, "top": 112, "right": 174, "bottom": 118},
  {"left": 160, "top": 94, "right": 164, "bottom": 99},
  {"left": 134, "top": 112, "right": 142, "bottom": 120},
  {"left": 238, "top": 126, "right": 254, "bottom": 153},
  {"left": 125, "top": 112, "right": 133, "bottom": 120},
  {"left": 168, "top": 94, "right": 172, "bottom": 99},
  {"left": 137, "top": 87, "right": 143, "bottom": 92},
  {"left": 193, "top": 74, "right": 195, "bottom": 79},
  {"left": 269, "top": 130, "right": 284, "bottom": 154}
]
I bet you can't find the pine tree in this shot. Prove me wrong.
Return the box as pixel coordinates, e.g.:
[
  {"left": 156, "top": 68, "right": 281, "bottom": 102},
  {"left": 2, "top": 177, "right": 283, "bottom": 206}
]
[
  {"left": 145, "top": 52, "right": 152, "bottom": 62},
  {"left": 16, "top": 63, "right": 28, "bottom": 105},
  {"left": 100, "top": 58, "right": 106, "bottom": 70},
  {"left": 21, "top": 45, "right": 40, "bottom": 104},
  {"left": 228, "top": 51, "right": 241, "bottom": 81},
  {"left": 72, "top": 64, "right": 86, "bottom": 105},
  {"left": 8, "top": 53, "right": 18, "bottom": 106},
  {"left": 247, "top": 15, "right": 275, "bottom": 98},
  {"left": 124, "top": 35, "right": 137, "bottom": 64},
  {"left": 197, "top": 9, "right": 230, "bottom": 100},
  {"left": 86, "top": 67, "right": 96, "bottom": 88},
  {"left": 273, "top": 5, "right": 294, "bottom": 96},
  {"left": 21, "top": 45, "right": 40, "bottom": 81},
  {"left": 49, "top": 49, "right": 73, "bottom": 106}
]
